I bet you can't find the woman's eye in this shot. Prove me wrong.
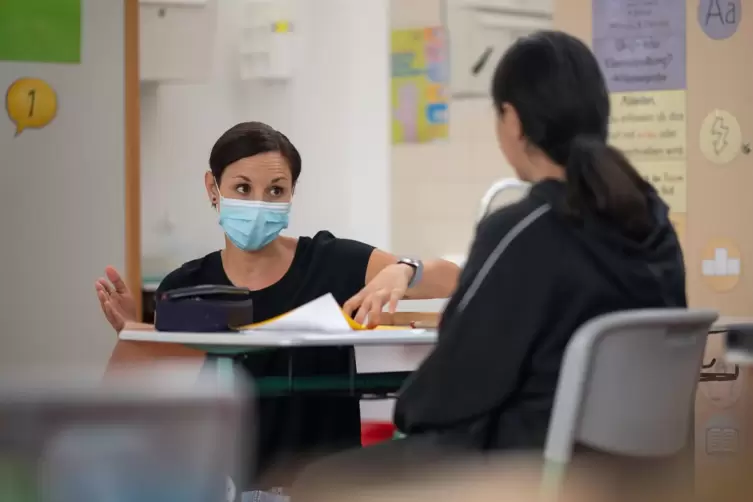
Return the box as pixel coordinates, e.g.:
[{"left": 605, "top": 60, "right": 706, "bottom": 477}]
[
  {"left": 235, "top": 184, "right": 250, "bottom": 194},
  {"left": 270, "top": 186, "right": 284, "bottom": 197}
]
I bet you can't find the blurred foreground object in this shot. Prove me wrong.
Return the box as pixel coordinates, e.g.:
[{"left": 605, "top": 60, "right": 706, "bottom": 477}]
[
  {"left": 292, "top": 453, "right": 695, "bottom": 502},
  {"left": 0, "top": 363, "right": 250, "bottom": 502},
  {"left": 295, "top": 451, "right": 753, "bottom": 502},
  {"left": 105, "top": 322, "right": 207, "bottom": 378}
]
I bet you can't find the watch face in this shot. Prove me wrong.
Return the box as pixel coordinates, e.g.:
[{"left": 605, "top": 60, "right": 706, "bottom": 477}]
[{"left": 399, "top": 258, "right": 418, "bottom": 268}]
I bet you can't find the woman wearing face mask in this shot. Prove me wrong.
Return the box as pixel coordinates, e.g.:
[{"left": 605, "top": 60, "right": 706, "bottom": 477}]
[
  {"left": 291, "top": 30, "right": 687, "bottom": 492},
  {"left": 95, "top": 121, "right": 460, "bottom": 494}
]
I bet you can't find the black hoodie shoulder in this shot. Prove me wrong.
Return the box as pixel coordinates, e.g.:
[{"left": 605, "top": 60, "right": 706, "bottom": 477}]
[{"left": 394, "top": 179, "right": 686, "bottom": 450}]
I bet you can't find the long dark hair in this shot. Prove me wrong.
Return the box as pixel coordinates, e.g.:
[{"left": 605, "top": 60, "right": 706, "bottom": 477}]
[{"left": 491, "top": 30, "right": 654, "bottom": 240}]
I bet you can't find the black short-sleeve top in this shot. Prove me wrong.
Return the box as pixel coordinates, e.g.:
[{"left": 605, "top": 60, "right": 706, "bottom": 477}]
[{"left": 156, "top": 231, "right": 375, "bottom": 486}]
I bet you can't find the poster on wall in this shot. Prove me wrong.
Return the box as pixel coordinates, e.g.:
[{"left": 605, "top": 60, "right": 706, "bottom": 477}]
[
  {"left": 592, "top": 0, "right": 686, "bottom": 93},
  {"left": 698, "top": 0, "right": 742, "bottom": 40},
  {"left": 391, "top": 27, "right": 449, "bottom": 144},
  {"left": 699, "top": 109, "right": 743, "bottom": 165},
  {"left": 0, "top": 0, "right": 81, "bottom": 64},
  {"left": 594, "top": 0, "right": 687, "bottom": 237},
  {"left": 5, "top": 77, "right": 58, "bottom": 136},
  {"left": 607, "top": 89, "right": 687, "bottom": 217},
  {"left": 701, "top": 238, "right": 742, "bottom": 293}
]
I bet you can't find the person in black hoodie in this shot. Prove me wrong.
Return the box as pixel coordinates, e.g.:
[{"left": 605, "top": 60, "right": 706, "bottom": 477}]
[{"left": 292, "top": 30, "right": 686, "bottom": 493}]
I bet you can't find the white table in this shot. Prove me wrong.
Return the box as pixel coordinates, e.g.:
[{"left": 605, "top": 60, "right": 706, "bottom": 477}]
[
  {"left": 120, "top": 317, "right": 751, "bottom": 387},
  {"left": 119, "top": 328, "right": 438, "bottom": 396},
  {"left": 120, "top": 328, "right": 436, "bottom": 350},
  {"left": 121, "top": 317, "right": 745, "bottom": 349}
]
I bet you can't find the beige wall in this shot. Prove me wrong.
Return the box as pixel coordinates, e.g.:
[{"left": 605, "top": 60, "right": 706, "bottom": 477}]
[
  {"left": 394, "top": 0, "right": 753, "bottom": 317},
  {"left": 390, "top": 0, "right": 517, "bottom": 259},
  {"left": 557, "top": 0, "right": 752, "bottom": 316},
  {"left": 557, "top": 0, "right": 753, "bottom": 489}
]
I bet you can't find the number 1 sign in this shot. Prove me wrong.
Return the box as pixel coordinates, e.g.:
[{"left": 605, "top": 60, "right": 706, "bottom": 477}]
[{"left": 4, "top": 77, "right": 57, "bottom": 136}]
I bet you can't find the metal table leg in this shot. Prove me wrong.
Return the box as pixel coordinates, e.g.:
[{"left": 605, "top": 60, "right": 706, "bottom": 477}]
[{"left": 216, "top": 356, "right": 235, "bottom": 390}]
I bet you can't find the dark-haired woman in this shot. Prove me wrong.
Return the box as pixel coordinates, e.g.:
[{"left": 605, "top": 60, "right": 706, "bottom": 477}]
[
  {"left": 94, "top": 121, "right": 460, "bottom": 498},
  {"left": 292, "top": 30, "right": 686, "bottom": 491}
]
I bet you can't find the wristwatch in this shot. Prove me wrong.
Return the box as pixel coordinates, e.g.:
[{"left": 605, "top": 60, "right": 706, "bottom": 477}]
[{"left": 397, "top": 257, "right": 424, "bottom": 288}]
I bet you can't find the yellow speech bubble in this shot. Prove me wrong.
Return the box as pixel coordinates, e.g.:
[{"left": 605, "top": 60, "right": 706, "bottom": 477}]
[{"left": 5, "top": 77, "right": 58, "bottom": 136}]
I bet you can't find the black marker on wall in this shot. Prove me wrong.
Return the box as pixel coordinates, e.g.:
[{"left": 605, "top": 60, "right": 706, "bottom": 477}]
[{"left": 471, "top": 47, "right": 493, "bottom": 76}]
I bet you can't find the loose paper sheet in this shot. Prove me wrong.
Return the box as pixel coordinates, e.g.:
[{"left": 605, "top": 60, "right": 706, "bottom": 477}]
[
  {"left": 238, "top": 294, "right": 355, "bottom": 333},
  {"left": 235, "top": 294, "right": 408, "bottom": 333}
]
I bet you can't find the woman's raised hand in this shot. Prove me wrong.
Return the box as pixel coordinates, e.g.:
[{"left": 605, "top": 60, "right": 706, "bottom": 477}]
[{"left": 95, "top": 266, "right": 138, "bottom": 333}]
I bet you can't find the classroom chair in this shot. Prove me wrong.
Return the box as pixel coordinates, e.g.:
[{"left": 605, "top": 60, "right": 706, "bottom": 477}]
[
  {"left": 541, "top": 308, "right": 718, "bottom": 500},
  {"left": 477, "top": 178, "right": 530, "bottom": 221},
  {"left": 724, "top": 323, "right": 753, "bottom": 366}
]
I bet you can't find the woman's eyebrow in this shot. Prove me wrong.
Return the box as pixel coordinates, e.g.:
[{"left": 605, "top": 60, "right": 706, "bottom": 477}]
[{"left": 270, "top": 176, "right": 288, "bottom": 183}]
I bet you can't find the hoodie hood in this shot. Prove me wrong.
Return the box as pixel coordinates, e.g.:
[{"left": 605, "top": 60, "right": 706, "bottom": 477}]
[{"left": 530, "top": 179, "right": 686, "bottom": 307}]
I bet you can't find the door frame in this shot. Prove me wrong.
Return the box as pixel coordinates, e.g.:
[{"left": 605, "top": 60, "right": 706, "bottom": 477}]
[{"left": 125, "top": 0, "right": 142, "bottom": 319}]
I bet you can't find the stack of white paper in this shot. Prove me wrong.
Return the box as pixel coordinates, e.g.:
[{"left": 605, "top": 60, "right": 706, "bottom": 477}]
[{"left": 237, "top": 294, "right": 355, "bottom": 333}]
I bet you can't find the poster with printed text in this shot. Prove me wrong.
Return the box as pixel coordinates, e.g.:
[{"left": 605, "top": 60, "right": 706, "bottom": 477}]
[
  {"left": 608, "top": 90, "right": 687, "bottom": 215},
  {"left": 391, "top": 28, "right": 449, "bottom": 144},
  {"left": 592, "top": 0, "right": 686, "bottom": 92}
]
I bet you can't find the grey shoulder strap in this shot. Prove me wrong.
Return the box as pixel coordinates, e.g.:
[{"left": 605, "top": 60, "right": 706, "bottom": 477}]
[{"left": 456, "top": 204, "right": 551, "bottom": 313}]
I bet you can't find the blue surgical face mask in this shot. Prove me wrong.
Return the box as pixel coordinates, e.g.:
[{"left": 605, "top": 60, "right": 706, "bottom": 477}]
[{"left": 217, "top": 195, "right": 290, "bottom": 251}]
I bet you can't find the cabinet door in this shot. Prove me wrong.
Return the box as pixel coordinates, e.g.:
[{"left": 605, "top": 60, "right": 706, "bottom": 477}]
[
  {"left": 139, "top": 0, "right": 215, "bottom": 82},
  {"left": 447, "top": 2, "right": 553, "bottom": 97}
]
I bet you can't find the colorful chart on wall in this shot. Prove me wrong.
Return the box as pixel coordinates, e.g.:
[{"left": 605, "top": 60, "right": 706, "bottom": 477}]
[
  {"left": 592, "top": 0, "right": 686, "bottom": 92},
  {"left": 699, "top": 109, "right": 742, "bottom": 164},
  {"left": 5, "top": 78, "right": 58, "bottom": 136},
  {"left": 391, "top": 27, "right": 449, "bottom": 144},
  {"left": 0, "top": 0, "right": 81, "bottom": 63},
  {"left": 698, "top": 0, "right": 742, "bottom": 40},
  {"left": 701, "top": 238, "right": 742, "bottom": 292}
]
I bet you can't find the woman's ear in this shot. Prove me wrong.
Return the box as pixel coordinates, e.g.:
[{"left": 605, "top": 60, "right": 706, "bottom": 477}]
[
  {"left": 204, "top": 170, "right": 218, "bottom": 208},
  {"left": 500, "top": 103, "right": 523, "bottom": 140}
]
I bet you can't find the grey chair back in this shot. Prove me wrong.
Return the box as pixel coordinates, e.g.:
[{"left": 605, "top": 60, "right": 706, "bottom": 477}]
[{"left": 545, "top": 308, "right": 717, "bottom": 465}]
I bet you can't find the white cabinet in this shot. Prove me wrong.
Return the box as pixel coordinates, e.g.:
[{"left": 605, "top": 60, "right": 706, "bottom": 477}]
[
  {"left": 139, "top": 0, "right": 217, "bottom": 82},
  {"left": 455, "top": 0, "right": 553, "bottom": 16},
  {"left": 238, "top": 0, "right": 296, "bottom": 81},
  {"left": 447, "top": 0, "right": 553, "bottom": 97}
]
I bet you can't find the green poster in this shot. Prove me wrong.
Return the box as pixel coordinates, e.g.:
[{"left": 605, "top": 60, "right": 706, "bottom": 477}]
[{"left": 0, "top": 0, "right": 81, "bottom": 64}]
